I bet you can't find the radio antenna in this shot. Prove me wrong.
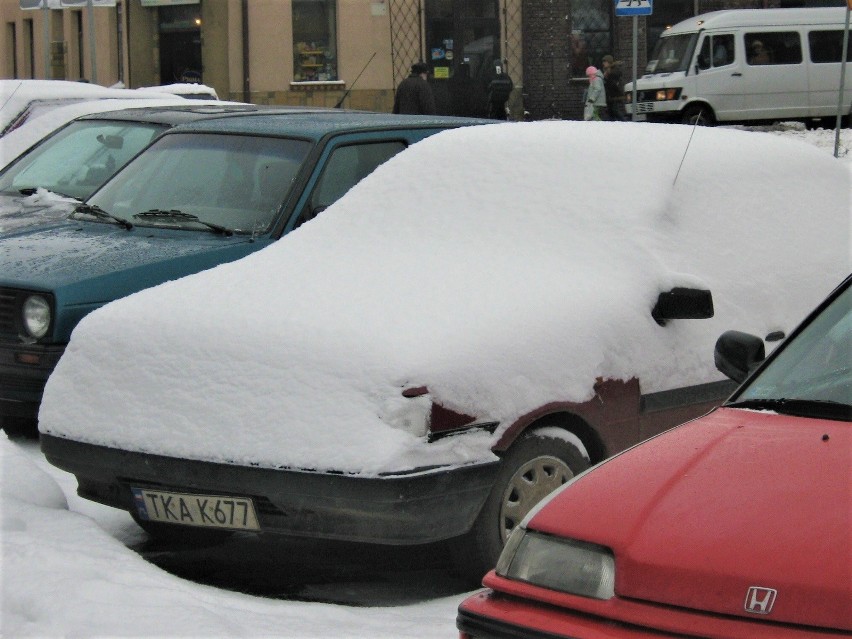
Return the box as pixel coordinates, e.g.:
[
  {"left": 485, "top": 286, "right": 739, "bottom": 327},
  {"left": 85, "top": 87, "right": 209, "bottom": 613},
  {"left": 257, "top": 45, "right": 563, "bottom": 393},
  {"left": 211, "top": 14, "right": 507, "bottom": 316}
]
[
  {"left": 673, "top": 114, "right": 701, "bottom": 186},
  {"left": 335, "top": 52, "right": 377, "bottom": 109}
]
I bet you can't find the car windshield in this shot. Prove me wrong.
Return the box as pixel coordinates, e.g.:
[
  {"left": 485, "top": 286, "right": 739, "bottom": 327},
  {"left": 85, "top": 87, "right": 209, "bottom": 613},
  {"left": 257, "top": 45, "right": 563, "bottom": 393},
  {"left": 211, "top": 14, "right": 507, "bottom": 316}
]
[
  {"left": 735, "top": 282, "right": 851, "bottom": 409},
  {"left": 646, "top": 33, "right": 697, "bottom": 74},
  {"left": 86, "top": 132, "right": 311, "bottom": 235},
  {"left": 0, "top": 119, "right": 166, "bottom": 201}
]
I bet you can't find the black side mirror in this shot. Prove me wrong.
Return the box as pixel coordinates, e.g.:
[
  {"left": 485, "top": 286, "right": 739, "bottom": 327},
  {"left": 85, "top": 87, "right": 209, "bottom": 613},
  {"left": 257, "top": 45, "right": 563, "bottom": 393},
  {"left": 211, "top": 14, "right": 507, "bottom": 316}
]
[
  {"left": 714, "top": 330, "right": 765, "bottom": 384},
  {"left": 652, "top": 287, "right": 714, "bottom": 326}
]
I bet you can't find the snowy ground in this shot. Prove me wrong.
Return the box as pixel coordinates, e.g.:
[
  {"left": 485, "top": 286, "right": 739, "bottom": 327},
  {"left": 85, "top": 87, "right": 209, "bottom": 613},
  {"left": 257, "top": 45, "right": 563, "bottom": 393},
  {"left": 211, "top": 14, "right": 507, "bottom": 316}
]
[{"left": 1, "top": 121, "right": 850, "bottom": 639}]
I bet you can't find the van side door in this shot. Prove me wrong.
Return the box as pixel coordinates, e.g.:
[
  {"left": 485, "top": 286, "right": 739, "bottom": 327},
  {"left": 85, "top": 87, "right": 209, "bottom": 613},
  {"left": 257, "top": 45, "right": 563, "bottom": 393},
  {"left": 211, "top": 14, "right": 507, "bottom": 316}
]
[
  {"left": 742, "top": 31, "right": 808, "bottom": 120},
  {"left": 693, "top": 32, "right": 743, "bottom": 121},
  {"left": 807, "top": 28, "right": 852, "bottom": 117}
]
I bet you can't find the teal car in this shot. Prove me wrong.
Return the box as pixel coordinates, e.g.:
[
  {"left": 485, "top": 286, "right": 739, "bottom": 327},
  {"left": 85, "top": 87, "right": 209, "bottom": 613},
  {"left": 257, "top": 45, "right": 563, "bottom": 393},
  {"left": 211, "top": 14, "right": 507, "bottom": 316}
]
[{"left": 0, "top": 110, "right": 488, "bottom": 436}]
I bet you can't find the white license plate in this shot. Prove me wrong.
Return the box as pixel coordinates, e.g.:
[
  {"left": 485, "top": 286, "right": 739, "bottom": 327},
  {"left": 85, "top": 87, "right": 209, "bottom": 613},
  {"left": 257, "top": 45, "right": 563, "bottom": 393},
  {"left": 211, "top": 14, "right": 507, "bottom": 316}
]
[{"left": 131, "top": 487, "right": 260, "bottom": 531}]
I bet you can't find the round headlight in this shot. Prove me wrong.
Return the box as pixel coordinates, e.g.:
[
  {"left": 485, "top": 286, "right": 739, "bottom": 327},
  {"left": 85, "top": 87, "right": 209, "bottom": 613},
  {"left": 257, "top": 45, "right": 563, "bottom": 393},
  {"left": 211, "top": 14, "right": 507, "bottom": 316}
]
[{"left": 23, "top": 295, "right": 51, "bottom": 339}]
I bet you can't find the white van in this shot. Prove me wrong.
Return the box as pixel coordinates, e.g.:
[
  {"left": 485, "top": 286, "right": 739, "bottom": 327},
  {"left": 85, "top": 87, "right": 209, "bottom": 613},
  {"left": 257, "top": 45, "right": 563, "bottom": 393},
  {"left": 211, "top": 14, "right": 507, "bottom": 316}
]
[{"left": 625, "top": 8, "right": 852, "bottom": 126}]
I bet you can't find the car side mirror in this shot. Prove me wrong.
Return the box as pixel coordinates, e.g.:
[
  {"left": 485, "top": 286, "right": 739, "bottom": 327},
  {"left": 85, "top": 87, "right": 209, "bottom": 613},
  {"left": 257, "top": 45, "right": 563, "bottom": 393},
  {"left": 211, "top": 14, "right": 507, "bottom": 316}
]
[
  {"left": 97, "top": 134, "right": 124, "bottom": 150},
  {"left": 714, "top": 330, "right": 765, "bottom": 384},
  {"left": 652, "top": 287, "right": 714, "bottom": 326}
]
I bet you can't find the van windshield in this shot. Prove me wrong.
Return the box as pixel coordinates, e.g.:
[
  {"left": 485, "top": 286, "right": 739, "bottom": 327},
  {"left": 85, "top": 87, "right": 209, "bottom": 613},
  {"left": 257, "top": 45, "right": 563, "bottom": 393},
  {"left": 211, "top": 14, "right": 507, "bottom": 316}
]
[{"left": 647, "top": 33, "right": 697, "bottom": 74}]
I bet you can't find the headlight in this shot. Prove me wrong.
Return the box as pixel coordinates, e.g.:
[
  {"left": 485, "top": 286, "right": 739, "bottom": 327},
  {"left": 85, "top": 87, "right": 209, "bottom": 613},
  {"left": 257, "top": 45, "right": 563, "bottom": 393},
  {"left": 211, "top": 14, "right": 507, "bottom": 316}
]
[
  {"left": 655, "top": 88, "right": 681, "bottom": 101},
  {"left": 379, "top": 390, "right": 431, "bottom": 437},
  {"left": 22, "top": 295, "right": 51, "bottom": 339},
  {"left": 495, "top": 528, "right": 615, "bottom": 599}
]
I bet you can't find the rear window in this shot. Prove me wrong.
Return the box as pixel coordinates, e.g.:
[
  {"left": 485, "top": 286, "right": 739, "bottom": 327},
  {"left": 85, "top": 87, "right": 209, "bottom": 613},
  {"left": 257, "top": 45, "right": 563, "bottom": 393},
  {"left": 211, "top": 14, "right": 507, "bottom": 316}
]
[{"left": 808, "top": 29, "right": 852, "bottom": 63}]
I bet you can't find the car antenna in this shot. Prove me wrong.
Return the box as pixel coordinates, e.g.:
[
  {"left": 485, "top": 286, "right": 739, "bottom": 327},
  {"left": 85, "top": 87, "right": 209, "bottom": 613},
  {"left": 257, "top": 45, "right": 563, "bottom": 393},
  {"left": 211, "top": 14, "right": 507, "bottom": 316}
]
[
  {"left": 335, "top": 52, "right": 376, "bottom": 109},
  {"left": 673, "top": 117, "right": 700, "bottom": 186}
]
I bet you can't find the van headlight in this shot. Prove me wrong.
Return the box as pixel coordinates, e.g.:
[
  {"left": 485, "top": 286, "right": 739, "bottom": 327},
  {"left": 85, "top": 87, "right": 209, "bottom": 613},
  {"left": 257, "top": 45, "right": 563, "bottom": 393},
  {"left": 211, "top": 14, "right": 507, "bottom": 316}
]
[
  {"left": 22, "top": 295, "right": 52, "bottom": 339},
  {"left": 495, "top": 528, "right": 615, "bottom": 599}
]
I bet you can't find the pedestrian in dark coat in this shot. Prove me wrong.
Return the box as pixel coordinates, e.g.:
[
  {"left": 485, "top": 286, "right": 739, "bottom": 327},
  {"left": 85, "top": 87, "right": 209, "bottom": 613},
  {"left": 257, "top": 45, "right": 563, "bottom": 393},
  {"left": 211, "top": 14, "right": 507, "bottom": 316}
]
[
  {"left": 393, "top": 62, "right": 437, "bottom": 115},
  {"left": 602, "top": 55, "right": 627, "bottom": 122},
  {"left": 487, "top": 60, "right": 514, "bottom": 120}
]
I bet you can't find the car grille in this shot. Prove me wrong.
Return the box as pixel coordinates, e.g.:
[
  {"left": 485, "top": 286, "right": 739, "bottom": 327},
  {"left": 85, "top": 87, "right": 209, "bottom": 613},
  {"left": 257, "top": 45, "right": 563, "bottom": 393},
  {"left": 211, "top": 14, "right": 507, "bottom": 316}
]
[
  {"left": 636, "top": 102, "right": 655, "bottom": 114},
  {"left": 0, "top": 289, "right": 17, "bottom": 336},
  {"left": 0, "top": 374, "right": 47, "bottom": 393}
]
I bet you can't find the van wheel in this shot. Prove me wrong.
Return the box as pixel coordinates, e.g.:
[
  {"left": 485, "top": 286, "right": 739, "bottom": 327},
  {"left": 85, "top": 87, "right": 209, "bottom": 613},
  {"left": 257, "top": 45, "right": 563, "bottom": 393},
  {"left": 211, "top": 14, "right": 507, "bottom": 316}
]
[
  {"left": 681, "top": 105, "right": 715, "bottom": 126},
  {"left": 448, "top": 429, "right": 589, "bottom": 584}
]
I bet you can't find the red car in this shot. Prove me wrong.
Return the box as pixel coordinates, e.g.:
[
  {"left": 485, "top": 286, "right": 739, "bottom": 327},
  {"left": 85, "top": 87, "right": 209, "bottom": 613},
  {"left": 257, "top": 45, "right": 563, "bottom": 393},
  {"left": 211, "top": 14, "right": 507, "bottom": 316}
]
[{"left": 457, "top": 274, "right": 851, "bottom": 639}]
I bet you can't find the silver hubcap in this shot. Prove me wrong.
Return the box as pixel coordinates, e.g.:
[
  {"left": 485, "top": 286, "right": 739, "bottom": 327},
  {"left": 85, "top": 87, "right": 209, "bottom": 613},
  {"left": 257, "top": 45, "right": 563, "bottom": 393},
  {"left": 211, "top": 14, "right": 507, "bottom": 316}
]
[{"left": 499, "top": 455, "right": 574, "bottom": 542}]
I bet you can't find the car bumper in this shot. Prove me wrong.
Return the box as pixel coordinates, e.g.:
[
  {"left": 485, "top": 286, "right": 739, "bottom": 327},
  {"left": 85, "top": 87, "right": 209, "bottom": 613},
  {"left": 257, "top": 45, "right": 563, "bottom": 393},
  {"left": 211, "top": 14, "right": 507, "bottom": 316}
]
[
  {"left": 0, "top": 341, "right": 65, "bottom": 420},
  {"left": 41, "top": 434, "right": 500, "bottom": 545},
  {"left": 458, "top": 587, "right": 849, "bottom": 639}
]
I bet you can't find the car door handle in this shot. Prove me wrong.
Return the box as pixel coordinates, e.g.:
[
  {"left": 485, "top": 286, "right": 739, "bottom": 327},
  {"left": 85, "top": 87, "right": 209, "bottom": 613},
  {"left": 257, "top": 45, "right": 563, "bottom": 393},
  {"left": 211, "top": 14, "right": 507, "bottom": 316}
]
[{"left": 731, "top": 72, "right": 743, "bottom": 77}]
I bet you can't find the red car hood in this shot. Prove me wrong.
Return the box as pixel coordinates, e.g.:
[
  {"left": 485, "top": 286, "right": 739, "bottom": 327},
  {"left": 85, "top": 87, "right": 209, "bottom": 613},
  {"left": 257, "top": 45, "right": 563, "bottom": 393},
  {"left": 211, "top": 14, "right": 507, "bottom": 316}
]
[{"left": 528, "top": 407, "right": 851, "bottom": 630}]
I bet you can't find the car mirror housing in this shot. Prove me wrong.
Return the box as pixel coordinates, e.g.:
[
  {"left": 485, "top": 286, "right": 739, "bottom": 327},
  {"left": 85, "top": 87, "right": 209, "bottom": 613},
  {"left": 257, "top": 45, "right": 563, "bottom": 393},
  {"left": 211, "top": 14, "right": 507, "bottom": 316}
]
[
  {"left": 714, "top": 330, "right": 766, "bottom": 383},
  {"left": 652, "top": 287, "right": 714, "bottom": 326}
]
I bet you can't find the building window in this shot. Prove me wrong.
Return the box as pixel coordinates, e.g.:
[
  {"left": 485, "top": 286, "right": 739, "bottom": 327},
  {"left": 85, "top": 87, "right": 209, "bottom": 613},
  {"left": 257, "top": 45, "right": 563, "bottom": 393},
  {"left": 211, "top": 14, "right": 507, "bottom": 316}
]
[
  {"left": 293, "top": 0, "right": 338, "bottom": 82},
  {"left": 569, "top": 0, "right": 611, "bottom": 77}
]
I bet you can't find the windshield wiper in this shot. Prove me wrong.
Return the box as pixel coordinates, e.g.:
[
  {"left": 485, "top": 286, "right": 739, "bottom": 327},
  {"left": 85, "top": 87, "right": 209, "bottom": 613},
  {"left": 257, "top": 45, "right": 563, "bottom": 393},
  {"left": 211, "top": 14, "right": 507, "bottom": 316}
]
[
  {"left": 726, "top": 398, "right": 851, "bottom": 421},
  {"left": 133, "top": 209, "right": 234, "bottom": 236},
  {"left": 73, "top": 203, "right": 133, "bottom": 230}
]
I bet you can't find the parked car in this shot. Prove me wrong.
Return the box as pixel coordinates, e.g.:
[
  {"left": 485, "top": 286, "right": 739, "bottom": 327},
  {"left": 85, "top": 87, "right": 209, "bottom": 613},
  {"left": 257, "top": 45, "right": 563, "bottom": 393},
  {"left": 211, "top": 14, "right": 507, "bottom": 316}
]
[
  {"left": 457, "top": 272, "right": 851, "bottom": 638},
  {"left": 38, "top": 121, "right": 849, "bottom": 582},
  {"left": 0, "top": 103, "right": 264, "bottom": 235},
  {"left": 0, "top": 79, "right": 186, "bottom": 137},
  {"left": 0, "top": 110, "right": 489, "bottom": 436}
]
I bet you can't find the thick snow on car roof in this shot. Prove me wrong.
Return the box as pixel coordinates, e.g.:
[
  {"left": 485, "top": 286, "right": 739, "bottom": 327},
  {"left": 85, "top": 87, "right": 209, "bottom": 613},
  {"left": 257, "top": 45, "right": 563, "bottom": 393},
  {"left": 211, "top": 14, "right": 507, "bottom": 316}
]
[{"left": 40, "top": 121, "right": 850, "bottom": 475}]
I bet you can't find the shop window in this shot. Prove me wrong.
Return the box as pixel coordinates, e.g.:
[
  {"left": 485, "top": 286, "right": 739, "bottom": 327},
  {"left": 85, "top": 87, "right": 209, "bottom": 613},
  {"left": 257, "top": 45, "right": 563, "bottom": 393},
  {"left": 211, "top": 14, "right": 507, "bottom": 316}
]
[
  {"left": 569, "top": 0, "right": 612, "bottom": 77},
  {"left": 293, "top": 0, "right": 338, "bottom": 82}
]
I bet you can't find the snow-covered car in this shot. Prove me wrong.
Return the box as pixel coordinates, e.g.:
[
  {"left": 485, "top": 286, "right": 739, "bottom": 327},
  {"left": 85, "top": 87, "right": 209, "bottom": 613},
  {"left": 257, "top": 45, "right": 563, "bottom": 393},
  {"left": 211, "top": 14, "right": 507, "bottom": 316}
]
[
  {"left": 39, "top": 122, "right": 850, "bottom": 582},
  {"left": 0, "top": 110, "right": 489, "bottom": 437},
  {"left": 0, "top": 79, "right": 186, "bottom": 137},
  {"left": 457, "top": 273, "right": 851, "bottom": 638},
  {"left": 0, "top": 103, "right": 262, "bottom": 235}
]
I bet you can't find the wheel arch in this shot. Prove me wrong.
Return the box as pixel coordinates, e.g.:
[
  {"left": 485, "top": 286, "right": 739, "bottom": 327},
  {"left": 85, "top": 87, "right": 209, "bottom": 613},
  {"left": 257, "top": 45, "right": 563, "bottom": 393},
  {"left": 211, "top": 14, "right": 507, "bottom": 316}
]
[
  {"left": 680, "top": 100, "right": 717, "bottom": 125},
  {"left": 493, "top": 405, "right": 608, "bottom": 465}
]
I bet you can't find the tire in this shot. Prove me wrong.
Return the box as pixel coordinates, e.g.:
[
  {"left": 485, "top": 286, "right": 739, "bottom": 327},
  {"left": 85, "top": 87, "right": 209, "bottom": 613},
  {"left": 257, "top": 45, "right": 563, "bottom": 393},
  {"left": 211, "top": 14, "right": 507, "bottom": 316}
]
[
  {"left": 681, "top": 105, "right": 715, "bottom": 126},
  {"left": 449, "top": 428, "right": 590, "bottom": 584}
]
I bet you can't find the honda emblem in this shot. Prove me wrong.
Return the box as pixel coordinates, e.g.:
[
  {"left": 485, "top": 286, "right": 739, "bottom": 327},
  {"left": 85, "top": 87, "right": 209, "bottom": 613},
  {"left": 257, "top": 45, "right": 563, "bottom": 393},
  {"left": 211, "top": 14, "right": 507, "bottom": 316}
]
[{"left": 744, "top": 587, "right": 777, "bottom": 615}]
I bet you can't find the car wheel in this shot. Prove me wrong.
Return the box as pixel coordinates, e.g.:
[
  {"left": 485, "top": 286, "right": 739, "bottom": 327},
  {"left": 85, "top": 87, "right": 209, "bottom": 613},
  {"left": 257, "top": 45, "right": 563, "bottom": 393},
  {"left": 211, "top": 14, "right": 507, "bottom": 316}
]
[
  {"left": 449, "top": 428, "right": 590, "bottom": 584},
  {"left": 681, "top": 105, "right": 715, "bottom": 126},
  {"left": 130, "top": 512, "right": 233, "bottom": 546}
]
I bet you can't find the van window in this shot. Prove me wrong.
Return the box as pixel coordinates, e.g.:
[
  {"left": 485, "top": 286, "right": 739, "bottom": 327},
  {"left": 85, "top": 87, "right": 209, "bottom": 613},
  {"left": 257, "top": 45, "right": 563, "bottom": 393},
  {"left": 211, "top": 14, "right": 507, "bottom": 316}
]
[
  {"left": 809, "top": 30, "right": 852, "bottom": 63},
  {"left": 745, "top": 32, "right": 802, "bottom": 66},
  {"left": 697, "top": 34, "right": 735, "bottom": 70}
]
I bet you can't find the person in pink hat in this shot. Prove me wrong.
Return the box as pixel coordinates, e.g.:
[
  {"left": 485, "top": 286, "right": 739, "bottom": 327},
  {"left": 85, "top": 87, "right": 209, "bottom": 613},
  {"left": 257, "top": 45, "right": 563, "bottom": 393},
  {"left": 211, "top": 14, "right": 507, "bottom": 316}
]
[{"left": 583, "top": 65, "right": 607, "bottom": 121}]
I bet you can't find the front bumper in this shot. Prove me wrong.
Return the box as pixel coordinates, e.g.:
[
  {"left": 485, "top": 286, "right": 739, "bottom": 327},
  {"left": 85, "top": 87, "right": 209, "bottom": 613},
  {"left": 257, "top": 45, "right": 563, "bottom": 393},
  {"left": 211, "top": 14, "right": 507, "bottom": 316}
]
[
  {"left": 41, "top": 434, "right": 500, "bottom": 545},
  {"left": 458, "top": 584, "right": 849, "bottom": 639},
  {"left": 0, "top": 341, "right": 65, "bottom": 420}
]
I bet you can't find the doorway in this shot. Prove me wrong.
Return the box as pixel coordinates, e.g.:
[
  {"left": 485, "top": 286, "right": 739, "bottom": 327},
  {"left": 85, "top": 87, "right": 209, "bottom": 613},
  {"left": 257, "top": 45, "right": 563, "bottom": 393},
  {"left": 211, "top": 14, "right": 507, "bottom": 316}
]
[
  {"left": 158, "top": 4, "right": 202, "bottom": 84},
  {"left": 425, "top": 0, "right": 501, "bottom": 117}
]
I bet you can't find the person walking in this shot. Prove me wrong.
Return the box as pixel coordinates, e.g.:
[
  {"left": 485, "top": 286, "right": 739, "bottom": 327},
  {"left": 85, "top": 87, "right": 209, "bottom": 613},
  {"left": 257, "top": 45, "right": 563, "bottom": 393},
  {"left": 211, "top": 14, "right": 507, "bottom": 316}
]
[
  {"left": 583, "top": 65, "right": 607, "bottom": 121},
  {"left": 602, "top": 55, "right": 627, "bottom": 121},
  {"left": 487, "top": 60, "right": 514, "bottom": 120},
  {"left": 393, "top": 62, "right": 436, "bottom": 115}
]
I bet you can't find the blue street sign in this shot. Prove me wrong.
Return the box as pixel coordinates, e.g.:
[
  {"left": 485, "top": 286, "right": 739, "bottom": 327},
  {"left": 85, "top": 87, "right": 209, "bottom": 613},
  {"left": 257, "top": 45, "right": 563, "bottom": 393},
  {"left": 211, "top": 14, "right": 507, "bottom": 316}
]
[{"left": 615, "top": 0, "right": 652, "bottom": 17}]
